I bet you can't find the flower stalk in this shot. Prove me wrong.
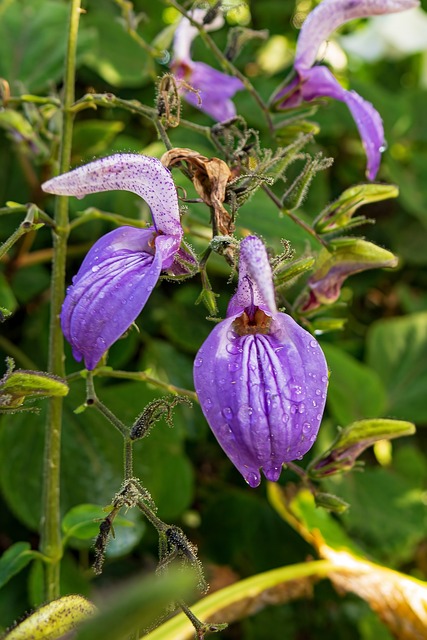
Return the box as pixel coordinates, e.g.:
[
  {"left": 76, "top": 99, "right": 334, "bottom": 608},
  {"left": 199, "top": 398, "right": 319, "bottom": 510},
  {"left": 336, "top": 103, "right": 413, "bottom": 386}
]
[{"left": 40, "top": 0, "right": 81, "bottom": 601}]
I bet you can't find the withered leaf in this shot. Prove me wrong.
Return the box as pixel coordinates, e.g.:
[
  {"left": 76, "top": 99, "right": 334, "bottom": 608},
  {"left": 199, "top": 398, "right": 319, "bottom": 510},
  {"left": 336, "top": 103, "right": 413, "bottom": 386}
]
[{"left": 161, "top": 148, "right": 234, "bottom": 235}]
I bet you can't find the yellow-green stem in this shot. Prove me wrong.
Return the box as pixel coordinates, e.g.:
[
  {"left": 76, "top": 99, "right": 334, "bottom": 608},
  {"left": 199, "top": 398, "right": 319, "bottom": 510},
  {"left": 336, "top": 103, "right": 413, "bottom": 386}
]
[{"left": 40, "top": 0, "right": 81, "bottom": 601}]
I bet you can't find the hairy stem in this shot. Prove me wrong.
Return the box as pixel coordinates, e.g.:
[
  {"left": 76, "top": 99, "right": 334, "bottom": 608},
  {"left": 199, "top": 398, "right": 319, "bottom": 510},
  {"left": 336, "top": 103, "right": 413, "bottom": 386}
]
[{"left": 40, "top": 0, "right": 81, "bottom": 601}]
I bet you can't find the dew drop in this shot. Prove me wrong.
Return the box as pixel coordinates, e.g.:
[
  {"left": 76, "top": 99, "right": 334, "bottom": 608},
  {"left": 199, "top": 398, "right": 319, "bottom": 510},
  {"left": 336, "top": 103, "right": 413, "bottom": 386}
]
[
  {"left": 282, "top": 413, "right": 289, "bottom": 424},
  {"left": 315, "top": 388, "right": 322, "bottom": 396},
  {"left": 290, "top": 404, "right": 298, "bottom": 415},
  {"left": 194, "top": 357, "right": 203, "bottom": 368},
  {"left": 91, "top": 265, "right": 100, "bottom": 273},
  {"left": 316, "top": 413, "right": 322, "bottom": 421},
  {"left": 309, "top": 340, "right": 317, "bottom": 348},
  {"left": 246, "top": 471, "right": 260, "bottom": 488},
  {"left": 312, "top": 399, "right": 318, "bottom": 408},
  {"left": 302, "top": 422, "right": 311, "bottom": 434},
  {"left": 298, "top": 403, "right": 305, "bottom": 414},
  {"left": 228, "top": 361, "right": 240, "bottom": 372},
  {"left": 222, "top": 406, "right": 233, "bottom": 420},
  {"left": 205, "top": 398, "right": 212, "bottom": 410},
  {"left": 238, "top": 404, "right": 253, "bottom": 421},
  {"left": 321, "top": 375, "right": 328, "bottom": 383},
  {"left": 226, "top": 343, "right": 242, "bottom": 356},
  {"left": 379, "top": 142, "right": 388, "bottom": 153}
]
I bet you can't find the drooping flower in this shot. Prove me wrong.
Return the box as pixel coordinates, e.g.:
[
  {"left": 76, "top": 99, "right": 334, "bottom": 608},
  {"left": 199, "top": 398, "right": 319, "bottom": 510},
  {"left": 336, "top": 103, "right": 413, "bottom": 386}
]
[
  {"left": 299, "top": 238, "right": 398, "bottom": 313},
  {"left": 171, "top": 8, "right": 244, "bottom": 122},
  {"left": 193, "top": 236, "right": 328, "bottom": 488},
  {"left": 42, "top": 154, "right": 183, "bottom": 370},
  {"left": 273, "top": 0, "right": 419, "bottom": 180}
]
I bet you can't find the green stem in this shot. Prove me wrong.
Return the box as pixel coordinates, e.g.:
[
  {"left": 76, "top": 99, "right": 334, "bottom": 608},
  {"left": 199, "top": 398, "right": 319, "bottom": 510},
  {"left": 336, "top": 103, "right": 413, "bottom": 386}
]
[
  {"left": 124, "top": 439, "right": 133, "bottom": 480},
  {"left": 262, "top": 184, "right": 329, "bottom": 249},
  {"left": 93, "top": 367, "right": 199, "bottom": 403},
  {"left": 164, "top": 0, "right": 274, "bottom": 133},
  {"left": 86, "top": 373, "right": 129, "bottom": 439},
  {"left": 40, "top": 0, "right": 81, "bottom": 601}
]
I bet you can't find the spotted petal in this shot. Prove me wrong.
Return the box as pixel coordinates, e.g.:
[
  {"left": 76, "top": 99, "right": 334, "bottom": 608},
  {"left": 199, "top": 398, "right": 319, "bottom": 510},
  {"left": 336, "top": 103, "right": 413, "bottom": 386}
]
[
  {"left": 194, "top": 312, "right": 328, "bottom": 487},
  {"left": 42, "top": 154, "right": 182, "bottom": 239}
]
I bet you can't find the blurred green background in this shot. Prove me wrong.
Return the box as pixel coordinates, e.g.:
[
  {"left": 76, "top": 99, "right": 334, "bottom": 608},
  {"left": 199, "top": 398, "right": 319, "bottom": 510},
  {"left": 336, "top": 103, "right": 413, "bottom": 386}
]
[{"left": 1, "top": 0, "right": 427, "bottom": 637}]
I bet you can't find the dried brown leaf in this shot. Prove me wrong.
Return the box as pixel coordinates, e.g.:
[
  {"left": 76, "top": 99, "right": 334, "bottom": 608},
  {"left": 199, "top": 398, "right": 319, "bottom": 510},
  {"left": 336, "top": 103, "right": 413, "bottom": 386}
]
[{"left": 161, "top": 148, "right": 234, "bottom": 235}]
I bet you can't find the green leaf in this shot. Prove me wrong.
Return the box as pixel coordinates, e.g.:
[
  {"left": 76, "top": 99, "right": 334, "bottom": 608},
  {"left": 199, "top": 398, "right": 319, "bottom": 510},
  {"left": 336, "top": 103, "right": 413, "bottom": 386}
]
[
  {"left": 83, "top": 7, "right": 153, "bottom": 87},
  {"left": 142, "top": 560, "right": 332, "bottom": 640},
  {"left": 0, "top": 381, "right": 193, "bottom": 530},
  {"left": 72, "top": 121, "right": 125, "bottom": 163},
  {"left": 61, "top": 504, "right": 133, "bottom": 542},
  {"left": 0, "top": 542, "right": 34, "bottom": 590},
  {"left": 73, "top": 569, "right": 195, "bottom": 640},
  {"left": 0, "top": 0, "right": 95, "bottom": 92},
  {"left": 327, "top": 468, "right": 427, "bottom": 565},
  {"left": 322, "top": 344, "right": 387, "bottom": 425},
  {"left": 366, "top": 312, "right": 427, "bottom": 422}
]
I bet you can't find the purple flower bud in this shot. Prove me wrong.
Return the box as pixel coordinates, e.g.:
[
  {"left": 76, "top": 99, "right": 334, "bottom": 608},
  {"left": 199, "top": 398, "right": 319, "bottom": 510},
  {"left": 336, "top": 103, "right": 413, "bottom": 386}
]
[
  {"left": 274, "top": 0, "right": 419, "bottom": 179},
  {"left": 171, "top": 9, "right": 244, "bottom": 122},
  {"left": 42, "top": 154, "right": 184, "bottom": 370},
  {"left": 193, "top": 236, "right": 328, "bottom": 488},
  {"left": 300, "top": 238, "right": 398, "bottom": 312}
]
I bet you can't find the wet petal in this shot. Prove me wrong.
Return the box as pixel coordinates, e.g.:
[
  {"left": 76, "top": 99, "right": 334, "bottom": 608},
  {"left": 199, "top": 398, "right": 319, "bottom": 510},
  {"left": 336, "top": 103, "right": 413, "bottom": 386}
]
[
  {"left": 295, "top": 0, "right": 419, "bottom": 71},
  {"left": 228, "top": 236, "right": 277, "bottom": 317},
  {"left": 42, "top": 154, "right": 182, "bottom": 239},
  {"left": 180, "top": 61, "right": 244, "bottom": 122},
  {"left": 61, "top": 226, "right": 173, "bottom": 370},
  {"left": 301, "top": 66, "right": 384, "bottom": 180},
  {"left": 194, "top": 312, "right": 328, "bottom": 487}
]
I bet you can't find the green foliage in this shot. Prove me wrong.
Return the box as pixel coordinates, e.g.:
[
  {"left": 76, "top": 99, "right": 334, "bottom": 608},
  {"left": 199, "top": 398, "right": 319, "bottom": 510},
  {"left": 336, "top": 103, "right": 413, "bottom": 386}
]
[{"left": 1, "top": 0, "right": 426, "bottom": 637}]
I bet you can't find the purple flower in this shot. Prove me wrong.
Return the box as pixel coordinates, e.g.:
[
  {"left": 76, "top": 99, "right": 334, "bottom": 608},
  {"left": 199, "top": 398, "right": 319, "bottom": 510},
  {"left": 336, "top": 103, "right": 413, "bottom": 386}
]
[
  {"left": 274, "top": 0, "right": 419, "bottom": 180},
  {"left": 193, "top": 236, "right": 328, "bottom": 488},
  {"left": 171, "top": 8, "right": 244, "bottom": 122},
  {"left": 42, "top": 154, "right": 183, "bottom": 370}
]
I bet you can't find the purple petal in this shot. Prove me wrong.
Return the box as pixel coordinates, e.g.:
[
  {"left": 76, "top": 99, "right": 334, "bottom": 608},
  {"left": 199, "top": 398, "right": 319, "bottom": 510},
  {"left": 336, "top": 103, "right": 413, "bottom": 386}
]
[
  {"left": 301, "top": 66, "right": 384, "bottom": 180},
  {"left": 176, "top": 61, "right": 244, "bottom": 122},
  {"left": 194, "top": 312, "right": 328, "bottom": 487},
  {"left": 295, "top": 0, "right": 419, "bottom": 72},
  {"left": 227, "top": 236, "right": 277, "bottom": 317},
  {"left": 42, "top": 154, "right": 182, "bottom": 239},
  {"left": 61, "top": 226, "right": 177, "bottom": 370}
]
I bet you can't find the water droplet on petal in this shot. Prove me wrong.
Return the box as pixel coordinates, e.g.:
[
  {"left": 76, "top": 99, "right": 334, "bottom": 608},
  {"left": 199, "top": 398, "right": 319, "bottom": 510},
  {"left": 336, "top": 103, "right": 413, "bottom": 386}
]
[
  {"left": 321, "top": 375, "right": 328, "bottom": 383},
  {"left": 310, "top": 340, "right": 317, "bottom": 348},
  {"left": 226, "top": 343, "right": 242, "bottom": 356},
  {"left": 194, "top": 357, "right": 203, "bottom": 368},
  {"left": 237, "top": 404, "right": 253, "bottom": 421},
  {"left": 302, "top": 422, "right": 311, "bottom": 434},
  {"left": 222, "top": 406, "right": 233, "bottom": 420},
  {"left": 245, "top": 471, "right": 260, "bottom": 488},
  {"left": 91, "top": 265, "right": 100, "bottom": 273},
  {"left": 315, "top": 389, "right": 321, "bottom": 396},
  {"left": 379, "top": 142, "right": 388, "bottom": 153},
  {"left": 205, "top": 398, "right": 212, "bottom": 410},
  {"left": 282, "top": 413, "right": 289, "bottom": 423},
  {"left": 228, "top": 361, "right": 240, "bottom": 372}
]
